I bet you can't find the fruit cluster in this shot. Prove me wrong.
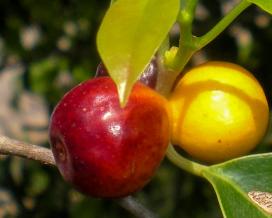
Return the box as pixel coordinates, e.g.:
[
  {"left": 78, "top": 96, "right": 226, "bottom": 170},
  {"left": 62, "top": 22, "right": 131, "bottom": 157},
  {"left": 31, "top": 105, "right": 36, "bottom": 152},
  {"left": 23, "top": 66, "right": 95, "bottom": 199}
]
[{"left": 49, "top": 60, "right": 269, "bottom": 198}]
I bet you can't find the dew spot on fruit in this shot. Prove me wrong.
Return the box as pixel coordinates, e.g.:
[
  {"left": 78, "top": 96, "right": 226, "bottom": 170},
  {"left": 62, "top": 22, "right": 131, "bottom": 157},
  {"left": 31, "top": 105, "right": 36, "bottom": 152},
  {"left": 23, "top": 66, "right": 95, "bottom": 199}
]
[
  {"left": 102, "top": 111, "right": 111, "bottom": 120},
  {"left": 82, "top": 107, "right": 87, "bottom": 112},
  {"left": 109, "top": 123, "right": 121, "bottom": 136}
]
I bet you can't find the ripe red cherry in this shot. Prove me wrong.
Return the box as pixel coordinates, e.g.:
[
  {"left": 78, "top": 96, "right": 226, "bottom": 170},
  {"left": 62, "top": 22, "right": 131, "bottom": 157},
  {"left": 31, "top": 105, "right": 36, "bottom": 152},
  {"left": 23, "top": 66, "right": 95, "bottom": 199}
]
[
  {"left": 49, "top": 77, "right": 169, "bottom": 198},
  {"left": 95, "top": 58, "right": 158, "bottom": 89}
]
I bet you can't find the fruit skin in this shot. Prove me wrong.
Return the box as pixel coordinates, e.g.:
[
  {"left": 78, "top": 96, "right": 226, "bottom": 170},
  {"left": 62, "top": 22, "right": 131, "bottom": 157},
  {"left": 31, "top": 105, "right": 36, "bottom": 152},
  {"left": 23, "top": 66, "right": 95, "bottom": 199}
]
[
  {"left": 95, "top": 57, "right": 158, "bottom": 89},
  {"left": 49, "top": 77, "right": 169, "bottom": 198},
  {"left": 95, "top": 62, "right": 109, "bottom": 77},
  {"left": 169, "top": 61, "right": 269, "bottom": 163}
]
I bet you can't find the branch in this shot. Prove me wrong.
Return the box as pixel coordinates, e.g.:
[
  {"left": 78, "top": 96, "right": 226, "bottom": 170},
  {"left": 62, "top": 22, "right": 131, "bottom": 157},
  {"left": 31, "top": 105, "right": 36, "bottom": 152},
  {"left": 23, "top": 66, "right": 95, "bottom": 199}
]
[
  {"left": 116, "top": 196, "right": 158, "bottom": 218},
  {"left": 194, "top": 0, "right": 251, "bottom": 50},
  {"left": 0, "top": 135, "right": 157, "bottom": 218},
  {"left": 0, "top": 135, "right": 55, "bottom": 165}
]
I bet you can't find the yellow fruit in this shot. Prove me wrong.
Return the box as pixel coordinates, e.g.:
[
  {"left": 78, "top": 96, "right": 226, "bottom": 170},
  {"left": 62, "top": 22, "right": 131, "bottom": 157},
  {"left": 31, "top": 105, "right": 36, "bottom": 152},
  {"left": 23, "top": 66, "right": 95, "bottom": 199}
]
[{"left": 169, "top": 61, "right": 269, "bottom": 163}]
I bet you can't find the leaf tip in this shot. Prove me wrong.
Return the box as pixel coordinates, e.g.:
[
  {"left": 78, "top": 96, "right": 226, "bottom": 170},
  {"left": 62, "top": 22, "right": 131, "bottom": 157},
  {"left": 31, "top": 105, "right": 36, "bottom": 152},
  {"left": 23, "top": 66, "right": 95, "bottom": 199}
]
[{"left": 116, "top": 80, "right": 133, "bottom": 108}]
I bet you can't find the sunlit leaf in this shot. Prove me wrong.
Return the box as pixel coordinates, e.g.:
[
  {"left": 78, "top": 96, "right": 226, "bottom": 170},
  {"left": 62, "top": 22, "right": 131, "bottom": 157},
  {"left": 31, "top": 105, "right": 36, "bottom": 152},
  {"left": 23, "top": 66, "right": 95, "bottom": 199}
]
[{"left": 97, "top": 0, "right": 179, "bottom": 106}]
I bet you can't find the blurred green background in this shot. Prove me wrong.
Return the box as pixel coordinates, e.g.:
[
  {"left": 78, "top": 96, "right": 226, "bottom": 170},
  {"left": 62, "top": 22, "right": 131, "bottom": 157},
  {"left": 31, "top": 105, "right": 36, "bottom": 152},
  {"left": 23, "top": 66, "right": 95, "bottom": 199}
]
[{"left": 0, "top": 0, "right": 271, "bottom": 217}]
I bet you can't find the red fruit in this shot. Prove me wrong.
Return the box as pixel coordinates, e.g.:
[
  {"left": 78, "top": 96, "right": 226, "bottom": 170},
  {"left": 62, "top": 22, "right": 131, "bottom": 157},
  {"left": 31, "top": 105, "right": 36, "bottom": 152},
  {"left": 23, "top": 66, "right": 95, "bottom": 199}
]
[
  {"left": 49, "top": 77, "right": 169, "bottom": 198},
  {"left": 95, "top": 58, "right": 158, "bottom": 89},
  {"left": 95, "top": 62, "right": 109, "bottom": 77},
  {"left": 139, "top": 58, "right": 158, "bottom": 89}
]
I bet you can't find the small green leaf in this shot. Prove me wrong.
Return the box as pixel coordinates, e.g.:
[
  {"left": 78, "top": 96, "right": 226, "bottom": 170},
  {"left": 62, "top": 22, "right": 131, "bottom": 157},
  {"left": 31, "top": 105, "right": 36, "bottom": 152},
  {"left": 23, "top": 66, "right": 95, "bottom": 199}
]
[
  {"left": 97, "top": 0, "right": 179, "bottom": 106},
  {"left": 203, "top": 153, "right": 272, "bottom": 218},
  {"left": 247, "top": 0, "right": 272, "bottom": 14}
]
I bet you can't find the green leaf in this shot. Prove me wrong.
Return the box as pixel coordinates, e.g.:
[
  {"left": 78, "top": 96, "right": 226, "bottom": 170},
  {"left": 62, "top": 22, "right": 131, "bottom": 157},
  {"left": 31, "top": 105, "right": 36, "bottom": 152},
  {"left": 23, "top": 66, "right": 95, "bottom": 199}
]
[
  {"left": 97, "top": 0, "right": 179, "bottom": 106},
  {"left": 247, "top": 0, "right": 272, "bottom": 14},
  {"left": 203, "top": 153, "right": 272, "bottom": 218}
]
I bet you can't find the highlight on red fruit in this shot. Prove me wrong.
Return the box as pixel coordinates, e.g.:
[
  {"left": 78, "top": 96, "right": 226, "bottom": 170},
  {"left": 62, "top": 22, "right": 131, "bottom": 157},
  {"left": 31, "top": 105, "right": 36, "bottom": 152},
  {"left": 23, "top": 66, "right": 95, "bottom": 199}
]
[{"left": 49, "top": 77, "right": 169, "bottom": 198}]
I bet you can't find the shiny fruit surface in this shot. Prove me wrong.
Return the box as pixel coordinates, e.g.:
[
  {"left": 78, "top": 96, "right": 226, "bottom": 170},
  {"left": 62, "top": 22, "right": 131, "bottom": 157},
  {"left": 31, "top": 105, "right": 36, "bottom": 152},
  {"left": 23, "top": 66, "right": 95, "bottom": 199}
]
[
  {"left": 95, "top": 62, "right": 109, "bottom": 77},
  {"left": 49, "top": 77, "right": 169, "bottom": 198},
  {"left": 169, "top": 61, "right": 269, "bottom": 163}
]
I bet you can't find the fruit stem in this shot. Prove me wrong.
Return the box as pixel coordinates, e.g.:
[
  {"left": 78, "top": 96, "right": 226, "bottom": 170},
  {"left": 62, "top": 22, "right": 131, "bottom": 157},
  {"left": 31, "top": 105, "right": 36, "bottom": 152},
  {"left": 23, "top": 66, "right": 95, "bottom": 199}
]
[
  {"left": 160, "top": 0, "right": 199, "bottom": 95},
  {"left": 161, "top": 0, "right": 251, "bottom": 96},
  {"left": 174, "top": 0, "right": 198, "bottom": 72},
  {"left": 110, "top": 0, "right": 116, "bottom": 5},
  {"left": 155, "top": 36, "right": 174, "bottom": 97},
  {"left": 166, "top": 144, "right": 207, "bottom": 177},
  {"left": 194, "top": 0, "right": 252, "bottom": 50}
]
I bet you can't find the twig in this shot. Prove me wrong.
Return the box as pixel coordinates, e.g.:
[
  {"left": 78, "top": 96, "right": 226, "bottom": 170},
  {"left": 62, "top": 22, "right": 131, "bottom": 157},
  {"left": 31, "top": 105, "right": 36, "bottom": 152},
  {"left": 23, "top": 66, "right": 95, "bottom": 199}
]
[
  {"left": 0, "top": 135, "right": 157, "bottom": 218},
  {"left": 0, "top": 135, "right": 55, "bottom": 166},
  {"left": 116, "top": 196, "right": 158, "bottom": 218}
]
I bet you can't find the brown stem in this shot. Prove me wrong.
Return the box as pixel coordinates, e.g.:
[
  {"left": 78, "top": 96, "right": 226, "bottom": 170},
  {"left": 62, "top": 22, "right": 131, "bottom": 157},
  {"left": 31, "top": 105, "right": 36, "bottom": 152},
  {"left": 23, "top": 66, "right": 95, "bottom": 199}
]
[
  {"left": 0, "top": 135, "right": 55, "bottom": 166},
  {"left": 0, "top": 135, "right": 157, "bottom": 218},
  {"left": 116, "top": 196, "right": 158, "bottom": 218}
]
